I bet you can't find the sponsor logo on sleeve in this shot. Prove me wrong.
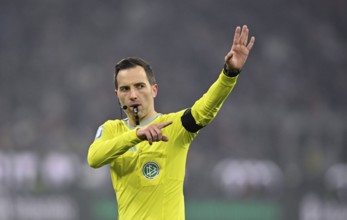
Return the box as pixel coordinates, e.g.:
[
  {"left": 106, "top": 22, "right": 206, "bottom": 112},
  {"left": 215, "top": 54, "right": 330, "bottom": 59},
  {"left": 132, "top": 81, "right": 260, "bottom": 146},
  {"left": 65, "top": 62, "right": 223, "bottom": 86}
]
[{"left": 95, "top": 126, "right": 104, "bottom": 139}]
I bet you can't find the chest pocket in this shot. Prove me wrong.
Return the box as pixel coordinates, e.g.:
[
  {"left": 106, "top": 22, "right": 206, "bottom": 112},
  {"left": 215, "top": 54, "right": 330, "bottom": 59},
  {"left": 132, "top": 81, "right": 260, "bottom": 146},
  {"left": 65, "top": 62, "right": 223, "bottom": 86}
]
[{"left": 137, "top": 151, "right": 167, "bottom": 187}]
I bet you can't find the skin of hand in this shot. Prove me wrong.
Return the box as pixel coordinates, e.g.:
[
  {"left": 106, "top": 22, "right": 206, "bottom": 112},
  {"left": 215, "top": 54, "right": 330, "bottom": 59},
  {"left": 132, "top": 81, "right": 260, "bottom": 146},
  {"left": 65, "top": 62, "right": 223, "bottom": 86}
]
[
  {"left": 224, "top": 25, "right": 255, "bottom": 71},
  {"left": 136, "top": 121, "right": 173, "bottom": 145}
]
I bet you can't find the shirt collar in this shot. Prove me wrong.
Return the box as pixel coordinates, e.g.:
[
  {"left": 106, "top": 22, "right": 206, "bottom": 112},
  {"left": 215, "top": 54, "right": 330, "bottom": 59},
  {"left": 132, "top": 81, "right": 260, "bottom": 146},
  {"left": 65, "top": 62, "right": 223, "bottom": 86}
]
[{"left": 123, "top": 113, "right": 162, "bottom": 130}]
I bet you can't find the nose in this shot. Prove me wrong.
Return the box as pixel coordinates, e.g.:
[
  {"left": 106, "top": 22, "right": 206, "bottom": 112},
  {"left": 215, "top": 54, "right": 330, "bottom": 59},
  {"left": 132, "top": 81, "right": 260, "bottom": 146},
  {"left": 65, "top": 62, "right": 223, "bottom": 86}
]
[{"left": 130, "top": 88, "right": 138, "bottom": 100}]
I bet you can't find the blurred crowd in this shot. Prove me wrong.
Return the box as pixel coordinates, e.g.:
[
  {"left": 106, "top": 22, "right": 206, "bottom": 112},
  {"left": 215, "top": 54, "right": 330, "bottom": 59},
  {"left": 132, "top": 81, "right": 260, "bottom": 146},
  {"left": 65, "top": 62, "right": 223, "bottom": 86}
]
[{"left": 1, "top": 0, "right": 346, "bottom": 219}]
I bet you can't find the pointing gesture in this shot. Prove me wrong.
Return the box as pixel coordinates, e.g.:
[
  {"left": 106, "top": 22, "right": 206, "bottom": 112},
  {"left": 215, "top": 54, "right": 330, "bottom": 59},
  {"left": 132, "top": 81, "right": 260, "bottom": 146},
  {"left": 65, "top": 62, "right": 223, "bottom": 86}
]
[
  {"left": 225, "top": 25, "right": 255, "bottom": 71},
  {"left": 136, "top": 121, "right": 173, "bottom": 145}
]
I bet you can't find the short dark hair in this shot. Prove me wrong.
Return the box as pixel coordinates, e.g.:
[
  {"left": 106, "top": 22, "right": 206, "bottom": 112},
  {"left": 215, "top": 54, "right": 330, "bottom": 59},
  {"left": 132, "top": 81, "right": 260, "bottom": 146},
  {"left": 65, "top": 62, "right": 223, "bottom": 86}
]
[{"left": 114, "top": 57, "right": 156, "bottom": 89}]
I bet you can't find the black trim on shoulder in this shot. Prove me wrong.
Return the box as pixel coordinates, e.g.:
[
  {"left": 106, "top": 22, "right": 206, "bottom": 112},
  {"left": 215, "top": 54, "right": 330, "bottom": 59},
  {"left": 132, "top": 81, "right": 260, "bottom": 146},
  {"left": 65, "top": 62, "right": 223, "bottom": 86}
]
[{"left": 181, "top": 108, "right": 204, "bottom": 133}]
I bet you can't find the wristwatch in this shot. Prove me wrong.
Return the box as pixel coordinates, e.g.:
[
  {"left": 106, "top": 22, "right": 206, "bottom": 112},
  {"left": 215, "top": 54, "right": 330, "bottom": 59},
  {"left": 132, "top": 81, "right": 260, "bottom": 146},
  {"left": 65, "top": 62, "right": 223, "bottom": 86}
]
[{"left": 223, "top": 64, "right": 241, "bottom": 77}]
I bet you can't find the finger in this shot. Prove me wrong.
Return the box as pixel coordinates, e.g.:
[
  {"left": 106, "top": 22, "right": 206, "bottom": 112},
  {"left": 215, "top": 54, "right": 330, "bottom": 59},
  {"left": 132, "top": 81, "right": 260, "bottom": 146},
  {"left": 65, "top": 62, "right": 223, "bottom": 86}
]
[
  {"left": 233, "top": 26, "right": 241, "bottom": 45},
  {"left": 240, "top": 25, "right": 249, "bottom": 45},
  {"left": 162, "top": 136, "right": 169, "bottom": 142},
  {"left": 155, "top": 127, "right": 163, "bottom": 141},
  {"left": 158, "top": 121, "right": 173, "bottom": 129},
  {"left": 149, "top": 129, "right": 158, "bottom": 142},
  {"left": 144, "top": 130, "right": 153, "bottom": 145},
  {"left": 247, "top": 36, "right": 255, "bottom": 51},
  {"left": 152, "top": 126, "right": 162, "bottom": 142}
]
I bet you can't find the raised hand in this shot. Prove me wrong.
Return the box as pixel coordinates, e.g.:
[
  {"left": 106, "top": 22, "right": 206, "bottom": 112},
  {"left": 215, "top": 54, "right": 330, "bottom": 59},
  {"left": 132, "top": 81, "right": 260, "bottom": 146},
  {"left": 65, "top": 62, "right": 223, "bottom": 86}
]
[
  {"left": 136, "top": 121, "right": 173, "bottom": 145},
  {"left": 224, "top": 25, "right": 255, "bottom": 71}
]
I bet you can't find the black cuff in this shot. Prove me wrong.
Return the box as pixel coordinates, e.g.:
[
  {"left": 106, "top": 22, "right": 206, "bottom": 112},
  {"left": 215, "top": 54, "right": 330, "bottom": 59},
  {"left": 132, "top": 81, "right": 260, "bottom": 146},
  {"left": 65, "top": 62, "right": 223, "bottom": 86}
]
[{"left": 223, "top": 64, "right": 241, "bottom": 77}]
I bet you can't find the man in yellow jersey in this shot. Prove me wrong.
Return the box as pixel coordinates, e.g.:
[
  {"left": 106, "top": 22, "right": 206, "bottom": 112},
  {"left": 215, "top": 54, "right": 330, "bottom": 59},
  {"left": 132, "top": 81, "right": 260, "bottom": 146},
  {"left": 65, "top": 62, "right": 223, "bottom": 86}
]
[{"left": 88, "top": 25, "right": 255, "bottom": 220}]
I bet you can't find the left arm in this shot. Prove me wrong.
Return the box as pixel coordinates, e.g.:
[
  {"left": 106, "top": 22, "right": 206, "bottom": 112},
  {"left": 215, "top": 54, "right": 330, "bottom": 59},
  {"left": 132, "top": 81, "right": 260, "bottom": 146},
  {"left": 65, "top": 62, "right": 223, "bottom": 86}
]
[{"left": 183, "top": 25, "right": 255, "bottom": 131}]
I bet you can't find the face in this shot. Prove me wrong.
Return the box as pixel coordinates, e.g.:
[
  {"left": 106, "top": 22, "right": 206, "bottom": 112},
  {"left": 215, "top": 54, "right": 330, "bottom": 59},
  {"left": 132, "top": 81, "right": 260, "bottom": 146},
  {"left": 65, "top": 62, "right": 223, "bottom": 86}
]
[{"left": 115, "top": 66, "right": 158, "bottom": 124}]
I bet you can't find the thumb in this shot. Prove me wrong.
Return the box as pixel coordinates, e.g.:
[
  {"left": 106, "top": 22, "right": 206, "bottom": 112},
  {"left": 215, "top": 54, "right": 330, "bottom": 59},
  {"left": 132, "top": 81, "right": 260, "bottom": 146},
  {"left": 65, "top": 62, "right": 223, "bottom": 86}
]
[
  {"left": 224, "top": 51, "right": 233, "bottom": 62},
  {"left": 161, "top": 136, "right": 169, "bottom": 142}
]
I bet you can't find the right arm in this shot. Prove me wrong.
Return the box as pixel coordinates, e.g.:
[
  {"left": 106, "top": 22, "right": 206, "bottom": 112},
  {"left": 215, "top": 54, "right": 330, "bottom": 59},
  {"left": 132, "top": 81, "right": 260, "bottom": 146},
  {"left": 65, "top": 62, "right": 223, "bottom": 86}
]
[
  {"left": 87, "top": 121, "right": 142, "bottom": 168},
  {"left": 87, "top": 121, "right": 173, "bottom": 168}
]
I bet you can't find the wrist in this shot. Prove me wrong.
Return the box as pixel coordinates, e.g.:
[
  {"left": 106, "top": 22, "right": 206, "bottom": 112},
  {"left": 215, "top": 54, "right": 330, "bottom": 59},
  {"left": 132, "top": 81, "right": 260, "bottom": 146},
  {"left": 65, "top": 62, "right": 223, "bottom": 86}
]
[{"left": 223, "top": 64, "right": 241, "bottom": 77}]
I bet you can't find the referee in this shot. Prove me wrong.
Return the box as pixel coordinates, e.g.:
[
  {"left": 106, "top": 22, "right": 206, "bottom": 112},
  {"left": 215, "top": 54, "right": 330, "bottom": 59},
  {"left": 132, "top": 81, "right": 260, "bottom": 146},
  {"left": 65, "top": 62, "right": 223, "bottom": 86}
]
[{"left": 88, "top": 25, "right": 255, "bottom": 220}]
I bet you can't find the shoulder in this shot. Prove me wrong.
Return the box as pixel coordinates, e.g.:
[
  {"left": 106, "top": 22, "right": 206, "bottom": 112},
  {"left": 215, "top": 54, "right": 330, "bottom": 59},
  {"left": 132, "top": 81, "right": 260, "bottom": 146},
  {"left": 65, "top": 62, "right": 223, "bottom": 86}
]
[
  {"left": 94, "top": 119, "right": 127, "bottom": 139},
  {"left": 156, "top": 110, "right": 186, "bottom": 122},
  {"left": 156, "top": 110, "right": 198, "bottom": 145},
  {"left": 156, "top": 109, "right": 201, "bottom": 133},
  {"left": 99, "top": 119, "right": 126, "bottom": 130}
]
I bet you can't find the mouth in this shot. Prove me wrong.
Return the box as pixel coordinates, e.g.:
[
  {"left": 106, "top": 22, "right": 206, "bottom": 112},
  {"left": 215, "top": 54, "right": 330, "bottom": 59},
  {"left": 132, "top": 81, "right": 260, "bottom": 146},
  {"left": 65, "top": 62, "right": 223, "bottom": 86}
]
[{"left": 129, "top": 104, "right": 141, "bottom": 112}]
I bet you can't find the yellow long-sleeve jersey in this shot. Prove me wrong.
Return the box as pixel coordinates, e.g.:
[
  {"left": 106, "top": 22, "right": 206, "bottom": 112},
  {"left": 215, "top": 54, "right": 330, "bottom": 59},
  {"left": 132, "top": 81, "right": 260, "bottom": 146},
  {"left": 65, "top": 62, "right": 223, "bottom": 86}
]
[{"left": 88, "top": 72, "right": 238, "bottom": 220}]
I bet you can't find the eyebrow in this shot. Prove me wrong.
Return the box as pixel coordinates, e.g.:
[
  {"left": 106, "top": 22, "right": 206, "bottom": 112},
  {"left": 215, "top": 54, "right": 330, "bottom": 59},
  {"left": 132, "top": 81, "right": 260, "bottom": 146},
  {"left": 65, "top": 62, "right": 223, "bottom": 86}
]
[
  {"left": 119, "top": 82, "right": 146, "bottom": 89},
  {"left": 134, "top": 82, "right": 146, "bottom": 86}
]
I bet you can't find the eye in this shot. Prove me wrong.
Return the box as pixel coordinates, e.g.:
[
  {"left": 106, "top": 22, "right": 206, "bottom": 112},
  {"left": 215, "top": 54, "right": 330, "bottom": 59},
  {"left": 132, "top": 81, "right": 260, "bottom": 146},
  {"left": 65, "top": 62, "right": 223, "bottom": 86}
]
[
  {"left": 136, "top": 83, "right": 146, "bottom": 89},
  {"left": 119, "top": 87, "right": 129, "bottom": 92}
]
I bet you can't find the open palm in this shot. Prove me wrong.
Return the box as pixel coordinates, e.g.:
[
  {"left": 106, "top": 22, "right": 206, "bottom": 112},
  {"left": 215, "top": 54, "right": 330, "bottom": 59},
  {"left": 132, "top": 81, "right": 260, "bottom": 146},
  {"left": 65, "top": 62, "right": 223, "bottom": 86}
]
[{"left": 225, "top": 25, "right": 255, "bottom": 71}]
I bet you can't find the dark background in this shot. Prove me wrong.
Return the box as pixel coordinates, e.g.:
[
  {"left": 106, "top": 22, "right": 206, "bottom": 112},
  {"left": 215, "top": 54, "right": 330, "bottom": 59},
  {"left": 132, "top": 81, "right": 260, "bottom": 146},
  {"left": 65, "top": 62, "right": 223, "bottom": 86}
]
[{"left": 1, "top": 0, "right": 346, "bottom": 219}]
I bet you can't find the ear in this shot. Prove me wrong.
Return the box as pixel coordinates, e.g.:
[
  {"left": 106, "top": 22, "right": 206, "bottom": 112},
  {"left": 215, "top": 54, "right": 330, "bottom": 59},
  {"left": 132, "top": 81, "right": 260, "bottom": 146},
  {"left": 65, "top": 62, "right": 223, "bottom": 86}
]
[
  {"left": 114, "top": 89, "right": 118, "bottom": 98},
  {"left": 152, "top": 84, "right": 158, "bottom": 98}
]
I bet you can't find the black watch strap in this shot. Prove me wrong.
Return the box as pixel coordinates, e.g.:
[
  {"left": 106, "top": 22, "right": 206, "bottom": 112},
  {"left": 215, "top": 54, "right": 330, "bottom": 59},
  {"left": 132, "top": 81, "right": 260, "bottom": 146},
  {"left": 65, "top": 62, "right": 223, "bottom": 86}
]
[{"left": 223, "top": 64, "right": 241, "bottom": 77}]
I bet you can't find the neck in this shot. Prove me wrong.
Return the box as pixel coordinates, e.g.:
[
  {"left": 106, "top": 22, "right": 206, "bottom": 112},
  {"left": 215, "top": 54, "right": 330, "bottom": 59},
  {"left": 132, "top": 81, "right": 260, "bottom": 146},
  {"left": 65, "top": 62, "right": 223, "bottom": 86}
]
[{"left": 128, "top": 110, "right": 157, "bottom": 127}]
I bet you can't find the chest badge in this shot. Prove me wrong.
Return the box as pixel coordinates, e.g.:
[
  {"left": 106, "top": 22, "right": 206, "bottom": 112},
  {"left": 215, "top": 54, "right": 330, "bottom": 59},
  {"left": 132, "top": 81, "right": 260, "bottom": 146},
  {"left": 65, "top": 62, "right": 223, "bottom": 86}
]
[{"left": 142, "top": 162, "right": 160, "bottom": 179}]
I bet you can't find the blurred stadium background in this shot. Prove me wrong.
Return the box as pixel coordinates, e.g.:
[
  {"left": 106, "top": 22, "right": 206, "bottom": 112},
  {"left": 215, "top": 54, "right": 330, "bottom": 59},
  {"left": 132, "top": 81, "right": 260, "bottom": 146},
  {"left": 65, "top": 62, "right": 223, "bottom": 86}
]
[{"left": 1, "top": 0, "right": 346, "bottom": 219}]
